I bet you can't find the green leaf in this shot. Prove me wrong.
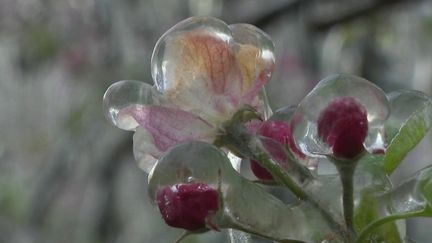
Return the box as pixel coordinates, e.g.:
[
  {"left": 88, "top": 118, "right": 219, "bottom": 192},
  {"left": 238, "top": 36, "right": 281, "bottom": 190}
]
[
  {"left": 356, "top": 166, "right": 432, "bottom": 242},
  {"left": 382, "top": 165, "right": 432, "bottom": 215},
  {"left": 354, "top": 189, "right": 402, "bottom": 243},
  {"left": 418, "top": 165, "right": 432, "bottom": 207},
  {"left": 383, "top": 90, "right": 432, "bottom": 174},
  {"left": 343, "top": 154, "right": 402, "bottom": 242}
]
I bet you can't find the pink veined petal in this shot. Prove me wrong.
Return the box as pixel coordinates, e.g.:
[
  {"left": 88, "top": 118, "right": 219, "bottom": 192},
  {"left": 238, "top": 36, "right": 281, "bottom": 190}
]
[
  {"left": 120, "top": 104, "right": 215, "bottom": 152},
  {"left": 230, "top": 24, "right": 275, "bottom": 105},
  {"left": 241, "top": 68, "right": 273, "bottom": 104},
  {"left": 188, "top": 34, "right": 238, "bottom": 95},
  {"left": 163, "top": 31, "right": 242, "bottom": 109}
]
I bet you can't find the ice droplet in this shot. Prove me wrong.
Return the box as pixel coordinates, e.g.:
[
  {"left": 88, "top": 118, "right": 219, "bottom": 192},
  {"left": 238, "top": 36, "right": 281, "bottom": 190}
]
[{"left": 102, "top": 80, "right": 156, "bottom": 131}]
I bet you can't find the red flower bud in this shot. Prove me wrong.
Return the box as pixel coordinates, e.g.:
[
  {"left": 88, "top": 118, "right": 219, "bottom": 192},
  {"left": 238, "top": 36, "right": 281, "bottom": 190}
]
[
  {"left": 156, "top": 183, "right": 219, "bottom": 231},
  {"left": 259, "top": 120, "right": 291, "bottom": 145},
  {"left": 317, "top": 97, "right": 368, "bottom": 159},
  {"left": 250, "top": 120, "right": 304, "bottom": 180},
  {"left": 250, "top": 160, "right": 274, "bottom": 180}
]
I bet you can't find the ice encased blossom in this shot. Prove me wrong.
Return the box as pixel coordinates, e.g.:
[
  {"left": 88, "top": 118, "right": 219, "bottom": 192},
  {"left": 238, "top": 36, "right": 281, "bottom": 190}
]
[
  {"left": 250, "top": 119, "right": 306, "bottom": 180},
  {"left": 317, "top": 97, "right": 368, "bottom": 159},
  {"left": 156, "top": 183, "right": 219, "bottom": 231},
  {"left": 291, "top": 74, "right": 389, "bottom": 158},
  {"left": 250, "top": 120, "right": 292, "bottom": 180},
  {"left": 148, "top": 141, "right": 342, "bottom": 242},
  {"left": 103, "top": 80, "right": 215, "bottom": 171},
  {"left": 103, "top": 17, "right": 275, "bottom": 172},
  {"left": 269, "top": 106, "right": 318, "bottom": 170},
  {"left": 151, "top": 16, "right": 275, "bottom": 123}
]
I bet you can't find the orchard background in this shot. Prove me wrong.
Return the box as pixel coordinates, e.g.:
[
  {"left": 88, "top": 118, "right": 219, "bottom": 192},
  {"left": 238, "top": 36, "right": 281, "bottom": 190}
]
[{"left": 1, "top": 0, "right": 432, "bottom": 242}]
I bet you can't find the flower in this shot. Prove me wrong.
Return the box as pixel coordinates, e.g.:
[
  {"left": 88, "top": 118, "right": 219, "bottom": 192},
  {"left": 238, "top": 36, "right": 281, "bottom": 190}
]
[
  {"left": 249, "top": 107, "right": 318, "bottom": 179},
  {"left": 156, "top": 183, "right": 220, "bottom": 231},
  {"left": 317, "top": 97, "right": 368, "bottom": 159},
  {"left": 250, "top": 120, "right": 296, "bottom": 180},
  {"left": 291, "top": 74, "right": 390, "bottom": 159},
  {"left": 250, "top": 160, "right": 274, "bottom": 180},
  {"left": 103, "top": 17, "right": 275, "bottom": 172}
]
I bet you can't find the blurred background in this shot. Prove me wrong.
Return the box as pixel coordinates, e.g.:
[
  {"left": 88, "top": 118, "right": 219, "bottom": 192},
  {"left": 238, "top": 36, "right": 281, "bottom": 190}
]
[{"left": 1, "top": 0, "right": 432, "bottom": 242}]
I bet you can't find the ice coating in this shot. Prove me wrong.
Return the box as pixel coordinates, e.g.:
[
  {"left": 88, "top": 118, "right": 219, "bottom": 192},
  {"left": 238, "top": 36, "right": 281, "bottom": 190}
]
[
  {"left": 148, "top": 141, "right": 343, "bottom": 242},
  {"left": 292, "top": 74, "right": 390, "bottom": 158},
  {"left": 150, "top": 16, "right": 275, "bottom": 122},
  {"left": 250, "top": 120, "right": 294, "bottom": 180},
  {"left": 98, "top": 17, "right": 431, "bottom": 242},
  {"left": 228, "top": 229, "right": 252, "bottom": 243},
  {"left": 244, "top": 113, "right": 315, "bottom": 181},
  {"left": 352, "top": 166, "right": 432, "bottom": 241},
  {"left": 258, "top": 87, "right": 273, "bottom": 119},
  {"left": 386, "top": 90, "right": 432, "bottom": 142},
  {"left": 103, "top": 80, "right": 158, "bottom": 131},
  {"left": 103, "top": 17, "right": 276, "bottom": 173},
  {"left": 269, "top": 105, "right": 318, "bottom": 170},
  {"left": 151, "top": 17, "right": 233, "bottom": 93},
  {"left": 377, "top": 166, "right": 432, "bottom": 216},
  {"left": 228, "top": 23, "right": 275, "bottom": 103},
  {"left": 304, "top": 154, "right": 392, "bottom": 225},
  {"left": 244, "top": 135, "right": 314, "bottom": 184}
]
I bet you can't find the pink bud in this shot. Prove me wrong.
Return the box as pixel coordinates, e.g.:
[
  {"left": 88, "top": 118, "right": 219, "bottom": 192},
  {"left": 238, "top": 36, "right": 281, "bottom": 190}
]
[
  {"left": 250, "top": 120, "right": 304, "bottom": 180},
  {"left": 156, "top": 183, "right": 219, "bottom": 231},
  {"left": 317, "top": 97, "right": 368, "bottom": 159},
  {"left": 250, "top": 160, "right": 274, "bottom": 180}
]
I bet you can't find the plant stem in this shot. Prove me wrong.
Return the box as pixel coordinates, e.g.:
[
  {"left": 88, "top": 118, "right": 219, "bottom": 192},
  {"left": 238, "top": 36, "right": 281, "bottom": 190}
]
[
  {"left": 253, "top": 152, "right": 308, "bottom": 199},
  {"left": 336, "top": 162, "right": 357, "bottom": 240},
  {"left": 252, "top": 151, "right": 348, "bottom": 239},
  {"left": 217, "top": 116, "right": 348, "bottom": 239}
]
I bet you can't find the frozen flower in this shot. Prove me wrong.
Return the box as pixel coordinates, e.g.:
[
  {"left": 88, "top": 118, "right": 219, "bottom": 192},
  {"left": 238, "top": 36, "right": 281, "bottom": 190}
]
[
  {"left": 291, "top": 74, "right": 389, "bottom": 159},
  {"left": 156, "top": 183, "right": 220, "bottom": 231},
  {"left": 103, "top": 17, "right": 275, "bottom": 172},
  {"left": 317, "top": 97, "right": 368, "bottom": 159},
  {"left": 250, "top": 120, "right": 295, "bottom": 180}
]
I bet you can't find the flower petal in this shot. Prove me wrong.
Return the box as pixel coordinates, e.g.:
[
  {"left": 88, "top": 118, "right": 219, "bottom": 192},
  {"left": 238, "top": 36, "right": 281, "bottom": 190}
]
[
  {"left": 122, "top": 104, "right": 214, "bottom": 153},
  {"left": 103, "top": 80, "right": 160, "bottom": 131},
  {"left": 229, "top": 24, "right": 275, "bottom": 104},
  {"left": 166, "top": 31, "right": 241, "bottom": 118},
  {"left": 152, "top": 17, "right": 239, "bottom": 94},
  {"left": 151, "top": 17, "right": 275, "bottom": 121}
]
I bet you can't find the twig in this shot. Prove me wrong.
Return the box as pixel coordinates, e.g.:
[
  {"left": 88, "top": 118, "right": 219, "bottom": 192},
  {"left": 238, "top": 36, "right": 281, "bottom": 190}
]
[{"left": 310, "top": 0, "right": 420, "bottom": 31}]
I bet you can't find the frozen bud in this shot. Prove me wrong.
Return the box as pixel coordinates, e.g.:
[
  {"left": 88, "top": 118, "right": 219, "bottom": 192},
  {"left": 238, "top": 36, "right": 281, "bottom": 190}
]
[
  {"left": 156, "top": 183, "right": 219, "bottom": 231},
  {"left": 317, "top": 97, "right": 368, "bottom": 159},
  {"left": 259, "top": 120, "right": 291, "bottom": 145},
  {"left": 269, "top": 106, "right": 318, "bottom": 170},
  {"left": 250, "top": 120, "right": 297, "bottom": 180},
  {"left": 250, "top": 160, "right": 274, "bottom": 180},
  {"left": 292, "top": 74, "right": 389, "bottom": 158}
]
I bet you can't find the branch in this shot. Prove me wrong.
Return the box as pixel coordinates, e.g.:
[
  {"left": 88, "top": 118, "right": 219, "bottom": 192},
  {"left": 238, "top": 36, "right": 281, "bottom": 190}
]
[
  {"left": 310, "top": 0, "right": 420, "bottom": 31},
  {"left": 249, "top": 0, "right": 304, "bottom": 28}
]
